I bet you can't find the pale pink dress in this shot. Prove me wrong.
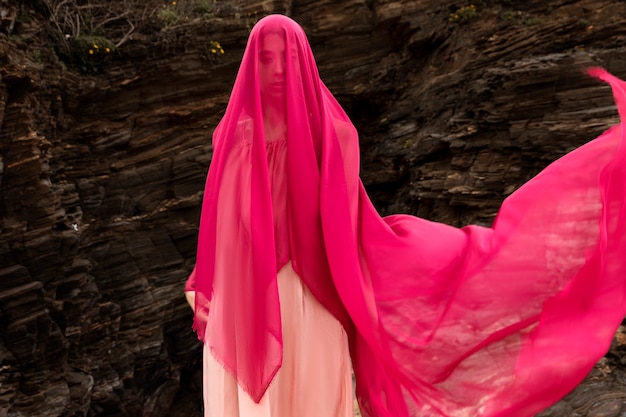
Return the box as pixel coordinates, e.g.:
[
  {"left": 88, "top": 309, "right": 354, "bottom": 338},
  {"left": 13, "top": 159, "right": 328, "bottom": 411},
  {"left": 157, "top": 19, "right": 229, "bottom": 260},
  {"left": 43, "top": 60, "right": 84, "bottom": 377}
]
[{"left": 202, "top": 138, "right": 354, "bottom": 417}]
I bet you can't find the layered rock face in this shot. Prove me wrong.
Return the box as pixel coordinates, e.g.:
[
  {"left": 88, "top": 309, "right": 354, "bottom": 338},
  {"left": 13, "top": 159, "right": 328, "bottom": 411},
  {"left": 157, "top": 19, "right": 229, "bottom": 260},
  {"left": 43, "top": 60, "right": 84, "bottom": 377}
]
[{"left": 1, "top": 0, "right": 626, "bottom": 416}]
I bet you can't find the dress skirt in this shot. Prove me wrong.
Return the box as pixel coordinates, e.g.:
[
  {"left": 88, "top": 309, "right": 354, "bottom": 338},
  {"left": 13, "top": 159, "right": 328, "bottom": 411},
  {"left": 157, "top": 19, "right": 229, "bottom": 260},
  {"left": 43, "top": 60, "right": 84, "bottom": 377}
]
[{"left": 202, "top": 261, "right": 354, "bottom": 417}]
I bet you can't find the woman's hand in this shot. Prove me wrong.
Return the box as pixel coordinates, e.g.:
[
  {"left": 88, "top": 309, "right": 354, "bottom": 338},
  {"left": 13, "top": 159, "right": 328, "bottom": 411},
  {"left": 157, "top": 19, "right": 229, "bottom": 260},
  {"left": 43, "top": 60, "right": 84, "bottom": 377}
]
[
  {"left": 185, "top": 291, "right": 195, "bottom": 310},
  {"left": 185, "top": 289, "right": 210, "bottom": 330}
]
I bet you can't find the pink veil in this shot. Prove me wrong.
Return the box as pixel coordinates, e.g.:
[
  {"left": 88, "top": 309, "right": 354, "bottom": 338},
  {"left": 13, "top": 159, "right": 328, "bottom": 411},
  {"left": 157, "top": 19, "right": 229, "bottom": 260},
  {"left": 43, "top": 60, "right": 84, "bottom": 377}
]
[
  {"left": 193, "top": 14, "right": 350, "bottom": 403},
  {"left": 192, "top": 14, "right": 626, "bottom": 417}
]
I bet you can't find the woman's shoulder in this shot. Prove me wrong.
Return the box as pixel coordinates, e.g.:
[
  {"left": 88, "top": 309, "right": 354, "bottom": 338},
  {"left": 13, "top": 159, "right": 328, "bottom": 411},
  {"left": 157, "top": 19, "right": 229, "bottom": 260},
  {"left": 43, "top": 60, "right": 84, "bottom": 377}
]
[
  {"left": 332, "top": 118, "right": 357, "bottom": 142},
  {"left": 236, "top": 116, "right": 253, "bottom": 131},
  {"left": 235, "top": 116, "right": 254, "bottom": 144}
]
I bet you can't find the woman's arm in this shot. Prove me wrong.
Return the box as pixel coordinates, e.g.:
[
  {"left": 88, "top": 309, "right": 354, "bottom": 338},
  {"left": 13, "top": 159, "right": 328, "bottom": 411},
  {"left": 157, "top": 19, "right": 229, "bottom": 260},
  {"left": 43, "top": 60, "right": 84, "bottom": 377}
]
[
  {"left": 184, "top": 266, "right": 197, "bottom": 310},
  {"left": 185, "top": 290, "right": 195, "bottom": 310}
]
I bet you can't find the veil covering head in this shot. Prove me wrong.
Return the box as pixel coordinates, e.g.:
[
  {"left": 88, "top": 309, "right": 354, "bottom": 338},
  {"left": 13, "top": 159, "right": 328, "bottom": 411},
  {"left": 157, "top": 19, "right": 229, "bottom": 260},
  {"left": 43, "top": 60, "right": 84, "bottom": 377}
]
[
  {"left": 193, "top": 13, "right": 626, "bottom": 417},
  {"left": 193, "top": 14, "right": 354, "bottom": 402}
]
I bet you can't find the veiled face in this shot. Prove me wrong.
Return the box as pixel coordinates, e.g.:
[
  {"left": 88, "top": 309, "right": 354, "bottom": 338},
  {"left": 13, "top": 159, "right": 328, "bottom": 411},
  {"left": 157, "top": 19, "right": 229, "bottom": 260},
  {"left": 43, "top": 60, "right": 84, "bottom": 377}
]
[{"left": 259, "top": 32, "right": 286, "bottom": 100}]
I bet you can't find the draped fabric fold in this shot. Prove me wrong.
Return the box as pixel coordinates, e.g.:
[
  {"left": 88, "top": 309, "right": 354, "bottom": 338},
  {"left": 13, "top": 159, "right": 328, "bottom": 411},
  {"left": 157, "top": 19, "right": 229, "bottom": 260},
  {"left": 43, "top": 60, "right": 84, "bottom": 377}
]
[{"left": 191, "top": 13, "right": 626, "bottom": 417}]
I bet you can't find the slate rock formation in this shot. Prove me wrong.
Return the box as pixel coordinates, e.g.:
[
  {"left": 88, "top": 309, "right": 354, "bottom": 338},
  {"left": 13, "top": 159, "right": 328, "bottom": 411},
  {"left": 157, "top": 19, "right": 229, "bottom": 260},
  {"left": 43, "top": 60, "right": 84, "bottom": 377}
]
[{"left": 1, "top": 0, "right": 625, "bottom": 416}]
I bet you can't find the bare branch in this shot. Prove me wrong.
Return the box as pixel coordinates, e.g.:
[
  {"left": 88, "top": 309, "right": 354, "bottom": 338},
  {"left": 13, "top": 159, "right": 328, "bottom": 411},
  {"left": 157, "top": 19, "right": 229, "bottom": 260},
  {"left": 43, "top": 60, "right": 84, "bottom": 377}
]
[
  {"left": 115, "top": 19, "right": 136, "bottom": 48},
  {"left": 92, "top": 10, "right": 131, "bottom": 32},
  {"left": 43, "top": 0, "right": 207, "bottom": 60}
]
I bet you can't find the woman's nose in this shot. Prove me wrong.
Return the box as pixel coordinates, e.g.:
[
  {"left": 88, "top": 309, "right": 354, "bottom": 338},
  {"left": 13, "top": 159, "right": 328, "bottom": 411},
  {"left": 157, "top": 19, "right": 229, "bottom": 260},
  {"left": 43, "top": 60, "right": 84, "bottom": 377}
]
[{"left": 275, "top": 58, "right": 285, "bottom": 74}]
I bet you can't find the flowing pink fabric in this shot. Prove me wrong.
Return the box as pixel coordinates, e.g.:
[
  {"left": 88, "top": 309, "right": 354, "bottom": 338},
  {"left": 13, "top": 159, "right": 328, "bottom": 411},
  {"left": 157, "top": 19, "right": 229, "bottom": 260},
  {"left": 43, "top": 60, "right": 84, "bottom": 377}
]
[{"left": 190, "top": 14, "right": 626, "bottom": 417}]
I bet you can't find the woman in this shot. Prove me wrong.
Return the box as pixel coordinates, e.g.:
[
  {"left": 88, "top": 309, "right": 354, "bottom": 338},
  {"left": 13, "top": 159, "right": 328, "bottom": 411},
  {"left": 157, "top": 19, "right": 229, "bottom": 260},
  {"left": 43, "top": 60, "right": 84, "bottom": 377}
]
[
  {"left": 185, "top": 15, "right": 354, "bottom": 416},
  {"left": 186, "top": 14, "right": 626, "bottom": 417}
]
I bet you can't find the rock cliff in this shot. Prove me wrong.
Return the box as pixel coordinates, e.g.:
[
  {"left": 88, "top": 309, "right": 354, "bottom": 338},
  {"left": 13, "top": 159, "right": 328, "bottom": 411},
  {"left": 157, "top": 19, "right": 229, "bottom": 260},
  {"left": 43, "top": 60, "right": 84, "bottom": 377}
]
[{"left": 1, "top": 0, "right": 625, "bottom": 416}]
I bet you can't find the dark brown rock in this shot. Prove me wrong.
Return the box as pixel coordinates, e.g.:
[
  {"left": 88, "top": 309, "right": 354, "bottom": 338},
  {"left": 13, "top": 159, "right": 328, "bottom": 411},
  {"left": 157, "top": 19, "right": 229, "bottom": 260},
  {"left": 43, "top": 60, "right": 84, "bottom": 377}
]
[{"left": 1, "top": 0, "right": 625, "bottom": 416}]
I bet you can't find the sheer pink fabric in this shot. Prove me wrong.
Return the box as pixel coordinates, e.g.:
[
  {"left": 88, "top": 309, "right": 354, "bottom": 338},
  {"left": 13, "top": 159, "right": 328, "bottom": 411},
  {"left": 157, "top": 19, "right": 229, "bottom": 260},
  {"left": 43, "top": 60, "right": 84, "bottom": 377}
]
[
  {"left": 202, "top": 261, "right": 353, "bottom": 417},
  {"left": 190, "top": 13, "right": 626, "bottom": 417}
]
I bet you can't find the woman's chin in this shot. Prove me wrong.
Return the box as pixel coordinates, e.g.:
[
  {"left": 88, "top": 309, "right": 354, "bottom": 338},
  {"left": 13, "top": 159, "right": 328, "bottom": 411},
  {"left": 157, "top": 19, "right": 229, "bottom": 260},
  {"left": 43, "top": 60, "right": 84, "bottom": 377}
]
[{"left": 261, "top": 92, "right": 286, "bottom": 104}]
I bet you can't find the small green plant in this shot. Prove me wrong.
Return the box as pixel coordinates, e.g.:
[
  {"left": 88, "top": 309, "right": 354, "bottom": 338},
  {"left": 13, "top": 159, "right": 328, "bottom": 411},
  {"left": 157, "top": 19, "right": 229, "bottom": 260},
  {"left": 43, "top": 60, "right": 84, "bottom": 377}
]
[
  {"left": 17, "top": 12, "right": 33, "bottom": 23},
  {"left": 70, "top": 35, "right": 115, "bottom": 73},
  {"left": 158, "top": 0, "right": 220, "bottom": 27},
  {"left": 209, "top": 40, "right": 224, "bottom": 55},
  {"left": 524, "top": 16, "right": 543, "bottom": 27},
  {"left": 500, "top": 10, "right": 516, "bottom": 21},
  {"left": 241, "top": 10, "right": 262, "bottom": 31},
  {"left": 449, "top": 5, "right": 478, "bottom": 24},
  {"left": 192, "top": 0, "right": 214, "bottom": 18},
  {"left": 158, "top": 2, "right": 180, "bottom": 27},
  {"left": 203, "top": 39, "right": 225, "bottom": 62},
  {"left": 31, "top": 49, "right": 43, "bottom": 64},
  {"left": 577, "top": 18, "right": 591, "bottom": 29},
  {"left": 7, "top": 33, "right": 21, "bottom": 43},
  {"left": 43, "top": 0, "right": 141, "bottom": 72}
]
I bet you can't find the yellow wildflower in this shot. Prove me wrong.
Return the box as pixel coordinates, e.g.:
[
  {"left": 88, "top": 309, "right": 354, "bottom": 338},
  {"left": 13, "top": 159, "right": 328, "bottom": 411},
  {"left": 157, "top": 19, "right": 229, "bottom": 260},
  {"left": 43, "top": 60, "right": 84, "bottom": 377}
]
[
  {"left": 211, "top": 48, "right": 217, "bottom": 53},
  {"left": 105, "top": 47, "right": 111, "bottom": 53},
  {"left": 93, "top": 44, "right": 99, "bottom": 49},
  {"left": 88, "top": 49, "right": 94, "bottom": 54}
]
